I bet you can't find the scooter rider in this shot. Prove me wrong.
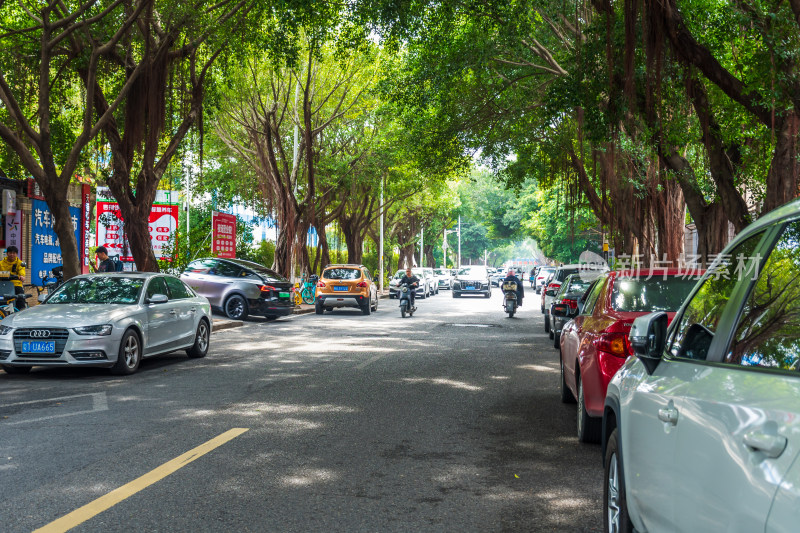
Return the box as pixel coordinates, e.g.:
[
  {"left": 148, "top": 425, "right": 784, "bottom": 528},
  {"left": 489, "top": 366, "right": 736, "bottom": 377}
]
[
  {"left": 399, "top": 267, "right": 420, "bottom": 310},
  {"left": 503, "top": 269, "right": 524, "bottom": 307}
]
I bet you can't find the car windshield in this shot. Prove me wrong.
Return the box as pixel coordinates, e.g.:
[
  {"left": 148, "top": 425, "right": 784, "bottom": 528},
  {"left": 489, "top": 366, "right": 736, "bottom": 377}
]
[
  {"left": 563, "top": 277, "right": 594, "bottom": 295},
  {"left": 611, "top": 277, "right": 698, "bottom": 312},
  {"left": 47, "top": 277, "right": 144, "bottom": 305},
  {"left": 325, "top": 268, "right": 361, "bottom": 280},
  {"left": 457, "top": 267, "right": 488, "bottom": 277},
  {"left": 393, "top": 270, "right": 406, "bottom": 279}
]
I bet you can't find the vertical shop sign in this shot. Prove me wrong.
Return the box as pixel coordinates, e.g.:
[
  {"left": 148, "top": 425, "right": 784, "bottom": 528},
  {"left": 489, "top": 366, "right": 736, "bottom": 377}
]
[
  {"left": 6, "top": 210, "right": 21, "bottom": 252},
  {"left": 31, "top": 199, "right": 80, "bottom": 283},
  {"left": 212, "top": 211, "right": 237, "bottom": 258},
  {"left": 82, "top": 184, "right": 92, "bottom": 273}
]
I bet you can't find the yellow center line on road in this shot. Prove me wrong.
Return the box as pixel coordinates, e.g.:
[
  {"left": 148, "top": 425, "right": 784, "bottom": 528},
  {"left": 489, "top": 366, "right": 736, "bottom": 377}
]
[{"left": 34, "top": 428, "right": 249, "bottom": 533}]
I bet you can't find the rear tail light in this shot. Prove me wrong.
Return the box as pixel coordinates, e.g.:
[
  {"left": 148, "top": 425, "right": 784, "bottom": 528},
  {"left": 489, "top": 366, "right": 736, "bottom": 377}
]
[
  {"left": 593, "top": 332, "right": 633, "bottom": 358},
  {"left": 317, "top": 281, "right": 326, "bottom": 288},
  {"left": 561, "top": 298, "right": 578, "bottom": 309},
  {"left": 357, "top": 281, "right": 368, "bottom": 288},
  {"left": 547, "top": 283, "right": 560, "bottom": 291},
  {"left": 258, "top": 285, "right": 276, "bottom": 292}
]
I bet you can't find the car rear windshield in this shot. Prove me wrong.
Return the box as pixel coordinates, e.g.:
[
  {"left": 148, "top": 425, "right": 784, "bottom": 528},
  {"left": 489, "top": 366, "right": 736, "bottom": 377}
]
[
  {"left": 324, "top": 268, "right": 361, "bottom": 280},
  {"left": 610, "top": 277, "right": 698, "bottom": 312},
  {"left": 48, "top": 277, "right": 144, "bottom": 305},
  {"left": 565, "top": 278, "right": 594, "bottom": 294},
  {"left": 235, "top": 261, "right": 287, "bottom": 282},
  {"left": 554, "top": 268, "right": 581, "bottom": 282}
]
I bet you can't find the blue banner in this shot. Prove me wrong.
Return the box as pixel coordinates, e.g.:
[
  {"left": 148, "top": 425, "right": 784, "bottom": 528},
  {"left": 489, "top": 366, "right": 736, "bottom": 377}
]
[{"left": 31, "top": 199, "right": 81, "bottom": 285}]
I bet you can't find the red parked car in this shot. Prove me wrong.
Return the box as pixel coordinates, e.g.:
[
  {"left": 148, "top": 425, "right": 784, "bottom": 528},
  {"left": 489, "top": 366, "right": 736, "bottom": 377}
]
[{"left": 555, "top": 269, "right": 701, "bottom": 443}]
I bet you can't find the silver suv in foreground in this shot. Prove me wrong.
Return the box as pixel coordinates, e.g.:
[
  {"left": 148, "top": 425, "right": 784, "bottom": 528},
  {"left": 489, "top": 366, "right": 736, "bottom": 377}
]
[{"left": 603, "top": 198, "right": 800, "bottom": 533}]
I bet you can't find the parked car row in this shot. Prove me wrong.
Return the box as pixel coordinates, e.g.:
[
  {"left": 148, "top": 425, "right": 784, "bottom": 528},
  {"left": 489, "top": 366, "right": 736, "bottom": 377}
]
[{"left": 542, "top": 197, "right": 800, "bottom": 532}]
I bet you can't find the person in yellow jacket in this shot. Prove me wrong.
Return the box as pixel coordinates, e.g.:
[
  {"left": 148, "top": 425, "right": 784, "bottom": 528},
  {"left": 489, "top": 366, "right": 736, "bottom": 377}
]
[{"left": 0, "top": 246, "right": 26, "bottom": 308}]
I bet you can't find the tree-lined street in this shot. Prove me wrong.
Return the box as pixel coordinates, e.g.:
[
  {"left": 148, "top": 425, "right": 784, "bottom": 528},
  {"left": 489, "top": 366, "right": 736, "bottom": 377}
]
[{"left": 0, "top": 296, "right": 602, "bottom": 532}]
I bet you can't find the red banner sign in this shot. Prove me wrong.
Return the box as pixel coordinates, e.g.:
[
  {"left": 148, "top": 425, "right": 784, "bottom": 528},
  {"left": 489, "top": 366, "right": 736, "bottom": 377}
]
[
  {"left": 212, "top": 211, "right": 236, "bottom": 258},
  {"left": 97, "top": 202, "right": 179, "bottom": 262}
]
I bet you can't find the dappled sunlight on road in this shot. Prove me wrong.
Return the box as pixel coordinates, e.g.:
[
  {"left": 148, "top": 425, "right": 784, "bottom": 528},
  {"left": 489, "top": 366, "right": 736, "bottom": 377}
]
[
  {"left": 516, "top": 364, "right": 558, "bottom": 374},
  {"left": 280, "top": 468, "right": 338, "bottom": 487},
  {"left": 400, "top": 377, "right": 484, "bottom": 391}
]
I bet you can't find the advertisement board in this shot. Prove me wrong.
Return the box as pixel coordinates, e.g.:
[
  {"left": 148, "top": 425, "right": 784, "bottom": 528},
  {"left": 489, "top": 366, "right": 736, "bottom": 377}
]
[
  {"left": 212, "top": 211, "right": 236, "bottom": 258},
  {"left": 30, "top": 199, "right": 80, "bottom": 284},
  {"left": 96, "top": 201, "right": 178, "bottom": 262}
]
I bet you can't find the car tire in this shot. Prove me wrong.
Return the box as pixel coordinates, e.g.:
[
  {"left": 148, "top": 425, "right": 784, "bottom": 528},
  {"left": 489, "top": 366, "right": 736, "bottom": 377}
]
[
  {"left": 111, "top": 329, "right": 141, "bottom": 376},
  {"left": 315, "top": 301, "right": 324, "bottom": 314},
  {"left": 484, "top": 291, "right": 491, "bottom": 298},
  {"left": 553, "top": 329, "right": 560, "bottom": 349},
  {"left": 544, "top": 314, "right": 550, "bottom": 333},
  {"left": 187, "top": 319, "right": 210, "bottom": 358},
  {"left": 1, "top": 365, "right": 31, "bottom": 374},
  {"left": 604, "top": 429, "right": 633, "bottom": 533},
  {"left": 577, "top": 376, "right": 602, "bottom": 443},
  {"left": 453, "top": 292, "right": 460, "bottom": 298},
  {"left": 372, "top": 296, "right": 378, "bottom": 312},
  {"left": 224, "top": 294, "right": 248, "bottom": 320},
  {"left": 549, "top": 330, "right": 554, "bottom": 340},
  {"left": 560, "top": 358, "right": 576, "bottom": 404},
  {"left": 361, "top": 297, "right": 372, "bottom": 315}
]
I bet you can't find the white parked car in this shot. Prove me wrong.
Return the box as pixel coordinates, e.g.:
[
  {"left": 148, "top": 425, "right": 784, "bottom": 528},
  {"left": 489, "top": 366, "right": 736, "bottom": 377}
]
[
  {"left": 0, "top": 273, "right": 212, "bottom": 376},
  {"left": 603, "top": 199, "right": 800, "bottom": 533}
]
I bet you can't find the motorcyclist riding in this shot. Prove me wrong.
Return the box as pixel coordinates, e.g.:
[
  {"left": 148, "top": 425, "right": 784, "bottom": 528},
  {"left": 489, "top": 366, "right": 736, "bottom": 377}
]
[
  {"left": 399, "top": 267, "right": 420, "bottom": 310},
  {"left": 503, "top": 269, "right": 524, "bottom": 307}
]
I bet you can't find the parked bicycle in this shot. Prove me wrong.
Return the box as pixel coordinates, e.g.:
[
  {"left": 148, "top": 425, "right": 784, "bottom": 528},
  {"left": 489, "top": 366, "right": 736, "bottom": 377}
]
[{"left": 293, "top": 273, "right": 318, "bottom": 305}]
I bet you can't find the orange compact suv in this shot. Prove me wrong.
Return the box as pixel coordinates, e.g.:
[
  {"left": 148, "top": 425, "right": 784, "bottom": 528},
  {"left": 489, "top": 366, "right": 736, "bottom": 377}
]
[{"left": 315, "top": 264, "right": 379, "bottom": 315}]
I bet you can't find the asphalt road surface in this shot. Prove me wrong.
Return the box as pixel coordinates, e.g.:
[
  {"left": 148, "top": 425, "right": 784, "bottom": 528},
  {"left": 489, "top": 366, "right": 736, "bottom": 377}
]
[{"left": 0, "top": 289, "right": 603, "bottom": 532}]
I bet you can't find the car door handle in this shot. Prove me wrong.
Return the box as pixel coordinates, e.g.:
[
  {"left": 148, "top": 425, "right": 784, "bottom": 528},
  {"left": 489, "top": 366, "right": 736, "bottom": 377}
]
[
  {"left": 169, "top": 309, "right": 177, "bottom": 315},
  {"left": 658, "top": 408, "right": 679, "bottom": 425},
  {"left": 744, "top": 431, "right": 787, "bottom": 458},
  {"left": 190, "top": 307, "right": 196, "bottom": 313}
]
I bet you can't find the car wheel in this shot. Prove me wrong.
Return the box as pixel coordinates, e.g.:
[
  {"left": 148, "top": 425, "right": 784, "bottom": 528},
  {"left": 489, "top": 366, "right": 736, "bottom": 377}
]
[
  {"left": 315, "top": 301, "right": 324, "bottom": 314},
  {"left": 372, "top": 296, "right": 378, "bottom": 311},
  {"left": 1, "top": 365, "right": 31, "bottom": 374},
  {"left": 549, "top": 329, "right": 554, "bottom": 340},
  {"left": 484, "top": 291, "right": 491, "bottom": 298},
  {"left": 224, "top": 294, "right": 248, "bottom": 320},
  {"left": 553, "top": 329, "right": 560, "bottom": 349},
  {"left": 577, "top": 376, "right": 602, "bottom": 443},
  {"left": 111, "top": 329, "right": 141, "bottom": 376},
  {"left": 544, "top": 314, "right": 550, "bottom": 333},
  {"left": 604, "top": 429, "right": 633, "bottom": 533},
  {"left": 187, "top": 319, "right": 210, "bottom": 358},
  {"left": 361, "top": 297, "right": 372, "bottom": 315},
  {"left": 560, "top": 359, "right": 576, "bottom": 404}
]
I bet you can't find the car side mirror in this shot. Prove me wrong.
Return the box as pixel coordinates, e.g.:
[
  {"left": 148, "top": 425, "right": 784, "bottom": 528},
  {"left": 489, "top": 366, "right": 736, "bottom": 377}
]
[
  {"left": 545, "top": 288, "right": 557, "bottom": 296},
  {"left": 147, "top": 293, "right": 169, "bottom": 305},
  {"left": 629, "top": 312, "right": 668, "bottom": 374},
  {"left": 551, "top": 303, "right": 570, "bottom": 318}
]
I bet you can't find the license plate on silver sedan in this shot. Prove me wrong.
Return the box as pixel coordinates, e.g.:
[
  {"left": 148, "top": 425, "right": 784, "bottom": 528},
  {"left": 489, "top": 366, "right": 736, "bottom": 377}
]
[{"left": 21, "top": 341, "right": 55, "bottom": 353}]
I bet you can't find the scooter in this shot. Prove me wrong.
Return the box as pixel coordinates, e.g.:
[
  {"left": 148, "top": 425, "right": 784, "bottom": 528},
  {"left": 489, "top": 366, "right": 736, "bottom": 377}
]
[
  {"left": 502, "top": 280, "right": 518, "bottom": 317},
  {"left": 398, "top": 281, "right": 416, "bottom": 318},
  {"left": 37, "top": 265, "right": 64, "bottom": 303}
]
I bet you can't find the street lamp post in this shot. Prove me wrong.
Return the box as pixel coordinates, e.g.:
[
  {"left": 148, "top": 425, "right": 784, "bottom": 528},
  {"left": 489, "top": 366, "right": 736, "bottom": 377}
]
[{"left": 457, "top": 216, "right": 461, "bottom": 269}]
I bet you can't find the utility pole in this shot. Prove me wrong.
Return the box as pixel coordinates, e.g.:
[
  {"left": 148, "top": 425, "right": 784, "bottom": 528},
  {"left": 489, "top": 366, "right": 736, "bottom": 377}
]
[
  {"left": 420, "top": 225, "right": 424, "bottom": 267},
  {"left": 379, "top": 179, "right": 384, "bottom": 294},
  {"left": 457, "top": 216, "right": 462, "bottom": 269}
]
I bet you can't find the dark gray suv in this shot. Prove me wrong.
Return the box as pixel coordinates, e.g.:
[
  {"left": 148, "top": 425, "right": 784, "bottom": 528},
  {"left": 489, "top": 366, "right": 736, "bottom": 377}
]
[{"left": 181, "top": 258, "right": 294, "bottom": 320}]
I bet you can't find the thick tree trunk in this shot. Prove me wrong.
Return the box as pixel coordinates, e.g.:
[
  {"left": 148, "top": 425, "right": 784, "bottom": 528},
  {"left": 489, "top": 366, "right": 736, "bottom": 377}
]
[
  {"left": 41, "top": 183, "right": 82, "bottom": 279},
  {"left": 764, "top": 112, "right": 800, "bottom": 213},
  {"left": 653, "top": 176, "right": 685, "bottom": 262},
  {"left": 397, "top": 245, "right": 415, "bottom": 271}
]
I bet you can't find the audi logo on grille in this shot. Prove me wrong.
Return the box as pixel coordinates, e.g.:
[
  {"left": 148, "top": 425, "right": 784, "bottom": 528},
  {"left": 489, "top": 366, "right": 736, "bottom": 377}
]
[{"left": 29, "top": 330, "right": 51, "bottom": 338}]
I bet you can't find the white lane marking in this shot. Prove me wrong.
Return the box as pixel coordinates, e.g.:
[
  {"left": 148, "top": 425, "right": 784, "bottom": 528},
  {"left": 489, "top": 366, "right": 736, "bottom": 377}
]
[
  {"left": 356, "top": 353, "right": 388, "bottom": 370},
  {"left": 1, "top": 392, "right": 109, "bottom": 425}
]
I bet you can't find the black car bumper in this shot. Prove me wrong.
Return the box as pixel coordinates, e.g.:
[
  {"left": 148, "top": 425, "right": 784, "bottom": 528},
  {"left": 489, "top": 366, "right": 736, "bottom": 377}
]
[{"left": 248, "top": 298, "right": 294, "bottom": 317}]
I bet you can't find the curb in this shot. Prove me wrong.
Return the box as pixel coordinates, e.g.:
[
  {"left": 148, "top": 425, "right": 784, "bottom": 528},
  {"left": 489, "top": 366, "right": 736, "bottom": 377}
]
[{"left": 212, "top": 319, "right": 243, "bottom": 332}]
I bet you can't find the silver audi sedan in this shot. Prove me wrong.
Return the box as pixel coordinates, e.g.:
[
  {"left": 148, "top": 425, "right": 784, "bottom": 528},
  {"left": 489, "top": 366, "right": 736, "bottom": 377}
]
[{"left": 0, "top": 273, "right": 212, "bottom": 376}]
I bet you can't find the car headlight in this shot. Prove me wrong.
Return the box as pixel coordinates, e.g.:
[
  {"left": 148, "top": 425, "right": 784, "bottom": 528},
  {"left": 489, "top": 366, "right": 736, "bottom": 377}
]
[
  {"left": 73, "top": 324, "right": 113, "bottom": 336},
  {"left": 0, "top": 325, "right": 13, "bottom": 335}
]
